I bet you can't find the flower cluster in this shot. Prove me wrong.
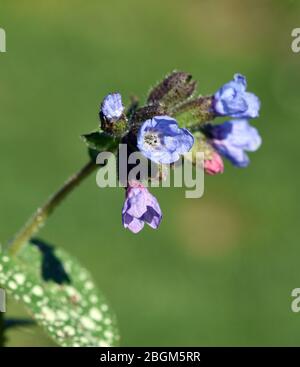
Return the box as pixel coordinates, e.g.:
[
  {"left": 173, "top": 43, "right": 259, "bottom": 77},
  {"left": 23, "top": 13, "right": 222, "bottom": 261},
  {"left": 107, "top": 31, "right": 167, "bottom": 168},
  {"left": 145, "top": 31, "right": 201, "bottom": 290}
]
[
  {"left": 95, "top": 71, "right": 261, "bottom": 233},
  {"left": 205, "top": 73, "right": 261, "bottom": 168}
]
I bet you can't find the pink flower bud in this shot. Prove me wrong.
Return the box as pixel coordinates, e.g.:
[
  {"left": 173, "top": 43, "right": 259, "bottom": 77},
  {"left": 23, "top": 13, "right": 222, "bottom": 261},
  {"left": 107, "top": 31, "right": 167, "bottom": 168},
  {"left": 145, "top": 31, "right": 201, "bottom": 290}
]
[{"left": 204, "top": 152, "right": 224, "bottom": 175}]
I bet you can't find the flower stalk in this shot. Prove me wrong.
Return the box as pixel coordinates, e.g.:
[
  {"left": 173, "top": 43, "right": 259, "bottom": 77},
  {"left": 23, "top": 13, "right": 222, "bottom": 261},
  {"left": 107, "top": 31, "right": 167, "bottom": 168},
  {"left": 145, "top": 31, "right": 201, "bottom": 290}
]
[{"left": 8, "top": 160, "right": 97, "bottom": 256}]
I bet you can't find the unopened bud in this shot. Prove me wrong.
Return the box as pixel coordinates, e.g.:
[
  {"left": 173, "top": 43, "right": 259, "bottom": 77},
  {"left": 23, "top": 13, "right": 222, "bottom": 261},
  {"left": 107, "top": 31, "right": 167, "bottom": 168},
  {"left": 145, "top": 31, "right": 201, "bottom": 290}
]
[
  {"left": 147, "top": 71, "right": 197, "bottom": 110},
  {"left": 99, "top": 93, "right": 128, "bottom": 137},
  {"left": 204, "top": 152, "right": 224, "bottom": 175}
]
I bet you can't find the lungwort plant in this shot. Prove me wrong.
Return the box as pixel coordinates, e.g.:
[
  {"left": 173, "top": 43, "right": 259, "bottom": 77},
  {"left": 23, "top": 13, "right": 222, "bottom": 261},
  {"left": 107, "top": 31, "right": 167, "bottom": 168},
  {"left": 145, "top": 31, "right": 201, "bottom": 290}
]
[{"left": 0, "top": 71, "right": 261, "bottom": 346}]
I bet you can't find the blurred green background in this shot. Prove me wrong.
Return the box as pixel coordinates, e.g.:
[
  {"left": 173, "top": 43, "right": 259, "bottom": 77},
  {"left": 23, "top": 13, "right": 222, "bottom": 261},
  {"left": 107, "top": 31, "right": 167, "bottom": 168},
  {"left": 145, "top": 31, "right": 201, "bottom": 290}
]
[{"left": 1, "top": 0, "right": 300, "bottom": 346}]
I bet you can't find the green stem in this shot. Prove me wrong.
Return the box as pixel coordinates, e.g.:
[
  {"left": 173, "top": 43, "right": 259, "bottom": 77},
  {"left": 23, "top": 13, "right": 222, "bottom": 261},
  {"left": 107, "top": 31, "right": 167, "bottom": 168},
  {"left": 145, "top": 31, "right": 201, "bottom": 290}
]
[{"left": 8, "top": 160, "right": 97, "bottom": 256}]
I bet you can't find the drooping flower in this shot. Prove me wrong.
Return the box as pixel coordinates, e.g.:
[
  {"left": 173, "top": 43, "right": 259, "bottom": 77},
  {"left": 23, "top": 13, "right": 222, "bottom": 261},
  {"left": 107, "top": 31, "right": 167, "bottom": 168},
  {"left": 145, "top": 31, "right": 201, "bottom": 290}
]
[
  {"left": 213, "top": 74, "right": 260, "bottom": 119},
  {"left": 137, "top": 115, "right": 194, "bottom": 164},
  {"left": 122, "top": 181, "right": 162, "bottom": 234},
  {"left": 101, "top": 93, "right": 124, "bottom": 122},
  {"left": 204, "top": 151, "right": 224, "bottom": 175},
  {"left": 204, "top": 119, "right": 262, "bottom": 167}
]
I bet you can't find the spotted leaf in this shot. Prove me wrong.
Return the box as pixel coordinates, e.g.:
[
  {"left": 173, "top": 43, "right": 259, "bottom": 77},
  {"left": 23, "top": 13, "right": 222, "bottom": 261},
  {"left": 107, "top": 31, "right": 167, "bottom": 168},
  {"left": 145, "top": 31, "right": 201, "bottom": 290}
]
[{"left": 0, "top": 240, "right": 120, "bottom": 347}]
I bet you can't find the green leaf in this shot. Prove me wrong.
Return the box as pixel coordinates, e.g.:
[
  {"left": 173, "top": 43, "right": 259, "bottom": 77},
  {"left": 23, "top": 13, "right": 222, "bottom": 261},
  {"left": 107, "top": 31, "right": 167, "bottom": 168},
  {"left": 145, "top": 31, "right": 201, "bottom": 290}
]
[
  {"left": 0, "top": 240, "right": 120, "bottom": 347},
  {"left": 81, "top": 131, "right": 119, "bottom": 153}
]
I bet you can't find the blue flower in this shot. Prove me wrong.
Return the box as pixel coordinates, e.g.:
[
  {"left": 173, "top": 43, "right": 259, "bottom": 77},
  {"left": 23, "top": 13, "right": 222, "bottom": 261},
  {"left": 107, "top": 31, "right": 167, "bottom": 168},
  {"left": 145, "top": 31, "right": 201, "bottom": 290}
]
[
  {"left": 122, "top": 181, "right": 162, "bottom": 234},
  {"left": 204, "top": 119, "right": 262, "bottom": 167},
  {"left": 101, "top": 93, "right": 124, "bottom": 121},
  {"left": 213, "top": 74, "right": 260, "bottom": 119},
  {"left": 137, "top": 115, "right": 194, "bottom": 164}
]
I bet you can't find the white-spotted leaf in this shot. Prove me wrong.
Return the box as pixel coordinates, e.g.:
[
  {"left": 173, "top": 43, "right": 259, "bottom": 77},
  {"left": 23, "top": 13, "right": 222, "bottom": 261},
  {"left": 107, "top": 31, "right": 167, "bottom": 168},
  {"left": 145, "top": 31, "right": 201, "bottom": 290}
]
[{"left": 0, "top": 241, "right": 120, "bottom": 347}]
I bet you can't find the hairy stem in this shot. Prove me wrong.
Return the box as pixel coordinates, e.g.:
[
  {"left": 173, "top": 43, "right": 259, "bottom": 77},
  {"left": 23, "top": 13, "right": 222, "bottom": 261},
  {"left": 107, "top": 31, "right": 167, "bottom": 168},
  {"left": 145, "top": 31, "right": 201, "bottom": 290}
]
[{"left": 8, "top": 160, "right": 97, "bottom": 256}]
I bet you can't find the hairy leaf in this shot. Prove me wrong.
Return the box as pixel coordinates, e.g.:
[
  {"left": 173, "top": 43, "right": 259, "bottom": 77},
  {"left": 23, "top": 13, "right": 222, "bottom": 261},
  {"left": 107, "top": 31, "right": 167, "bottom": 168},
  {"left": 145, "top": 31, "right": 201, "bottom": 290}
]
[
  {"left": 81, "top": 131, "right": 119, "bottom": 152},
  {"left": 0, "top": 240, "right": 120, "bottom": 347}
]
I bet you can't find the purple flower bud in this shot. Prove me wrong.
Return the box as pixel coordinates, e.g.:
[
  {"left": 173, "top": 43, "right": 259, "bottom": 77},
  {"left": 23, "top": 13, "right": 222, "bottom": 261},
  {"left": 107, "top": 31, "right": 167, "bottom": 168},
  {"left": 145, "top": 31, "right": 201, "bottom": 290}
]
[
  {"left": 122, "top": 181, "right": 162, "bottom": 234},
  {"left": 137, "top": 115, "right": 194, "bottom": 164},
  {"left": 101, "top": 93, "right": 124, "bottom": 122},
  {"left": 204, "top": 119, "right": 262, "bottom": 167},
  {"left": 213, "top": 74, "right": 260, "bottom": 119}
]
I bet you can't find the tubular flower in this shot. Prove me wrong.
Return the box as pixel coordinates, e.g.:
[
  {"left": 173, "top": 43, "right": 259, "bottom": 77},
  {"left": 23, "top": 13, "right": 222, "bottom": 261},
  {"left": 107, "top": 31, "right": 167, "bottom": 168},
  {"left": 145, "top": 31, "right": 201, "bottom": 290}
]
[
  {"left": 122, "top": 181, "right": 162, "bottom": 234},
  {"left": 213, "top": 74, "right": 260, "bottom": 119}
]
